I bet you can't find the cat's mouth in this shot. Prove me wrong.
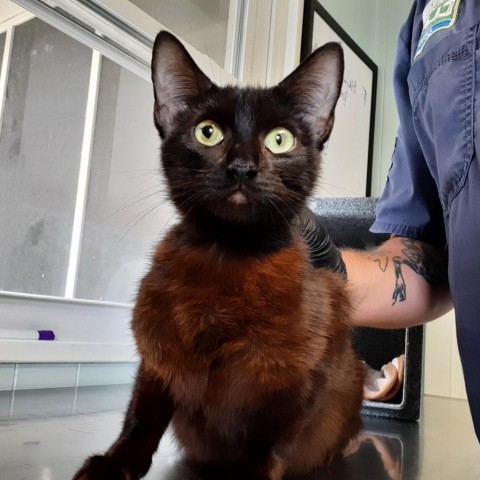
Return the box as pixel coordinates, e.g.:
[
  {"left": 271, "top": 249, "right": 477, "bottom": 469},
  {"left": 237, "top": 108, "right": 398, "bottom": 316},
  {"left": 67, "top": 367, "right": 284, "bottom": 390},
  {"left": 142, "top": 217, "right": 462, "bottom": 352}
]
[{"left": 227, "top": 189, "right": 249, "bottom": 206}]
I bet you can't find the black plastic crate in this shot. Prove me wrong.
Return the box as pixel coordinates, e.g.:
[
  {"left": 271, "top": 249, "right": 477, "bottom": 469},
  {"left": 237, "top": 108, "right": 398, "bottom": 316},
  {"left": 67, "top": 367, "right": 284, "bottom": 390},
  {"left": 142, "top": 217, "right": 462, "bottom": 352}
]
[{"left": 309, "top": 197, "right": 423, "bottom": 421}]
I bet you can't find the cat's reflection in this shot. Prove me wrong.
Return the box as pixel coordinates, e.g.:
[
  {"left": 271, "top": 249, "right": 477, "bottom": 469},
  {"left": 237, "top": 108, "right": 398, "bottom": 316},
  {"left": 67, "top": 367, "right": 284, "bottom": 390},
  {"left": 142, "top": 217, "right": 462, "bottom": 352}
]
[{"left": 159, "top": 432, "right": 403, "bottom": 480}]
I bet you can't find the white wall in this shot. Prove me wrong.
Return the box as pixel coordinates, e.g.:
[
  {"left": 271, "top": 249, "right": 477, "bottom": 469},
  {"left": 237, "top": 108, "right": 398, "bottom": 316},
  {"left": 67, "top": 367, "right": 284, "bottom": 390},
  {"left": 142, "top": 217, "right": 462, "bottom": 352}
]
[{"left": 425, "top": 311, "right": 466, "bottom": 399}]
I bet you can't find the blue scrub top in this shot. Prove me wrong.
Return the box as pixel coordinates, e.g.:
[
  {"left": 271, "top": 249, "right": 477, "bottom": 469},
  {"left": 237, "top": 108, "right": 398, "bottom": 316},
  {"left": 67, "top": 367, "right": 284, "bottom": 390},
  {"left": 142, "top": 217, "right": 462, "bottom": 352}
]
[
  {"left": 372, "top": 0, "right": 480, "bottom": 441},
  {"left": 372, "top": 0, "right": 479, "bottom": 244}
]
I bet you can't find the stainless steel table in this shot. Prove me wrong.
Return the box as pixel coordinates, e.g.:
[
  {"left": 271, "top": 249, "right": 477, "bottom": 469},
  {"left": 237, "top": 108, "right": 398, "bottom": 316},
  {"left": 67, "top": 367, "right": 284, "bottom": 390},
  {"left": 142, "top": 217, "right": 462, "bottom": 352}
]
[{"left": 0, "top": 385, "right": 478, "bottom": 479}]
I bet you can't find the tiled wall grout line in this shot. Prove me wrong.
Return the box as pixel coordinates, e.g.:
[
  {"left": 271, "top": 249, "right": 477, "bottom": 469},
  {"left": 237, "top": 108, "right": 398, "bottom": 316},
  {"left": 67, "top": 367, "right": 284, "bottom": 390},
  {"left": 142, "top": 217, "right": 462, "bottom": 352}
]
[
  {"left": 72, "top": 363, "right": 81, "bottom": 414},
  {"left": 12, "top": 363, "right": 19, "bottom": 391},
  {"left": 74, "top": 363, "right": 81, "bottom": 388},
  {"left": 8, "top": 364, "right": 18, "bottom": 417}
]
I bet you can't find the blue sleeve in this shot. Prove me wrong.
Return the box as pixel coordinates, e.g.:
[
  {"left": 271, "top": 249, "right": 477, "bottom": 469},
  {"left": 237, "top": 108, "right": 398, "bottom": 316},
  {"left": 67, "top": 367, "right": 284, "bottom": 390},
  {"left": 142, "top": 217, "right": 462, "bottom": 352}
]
[{"left": 370, "top": 11, "right": 447, "bottom": 248}]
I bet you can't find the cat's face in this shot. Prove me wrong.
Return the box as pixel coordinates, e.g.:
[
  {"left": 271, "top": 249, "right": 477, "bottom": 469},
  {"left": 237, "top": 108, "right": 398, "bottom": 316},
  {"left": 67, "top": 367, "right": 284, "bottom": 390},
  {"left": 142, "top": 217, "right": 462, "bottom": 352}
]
[{"left": 151, "top": 32, "right": 343, "bottom": 227}]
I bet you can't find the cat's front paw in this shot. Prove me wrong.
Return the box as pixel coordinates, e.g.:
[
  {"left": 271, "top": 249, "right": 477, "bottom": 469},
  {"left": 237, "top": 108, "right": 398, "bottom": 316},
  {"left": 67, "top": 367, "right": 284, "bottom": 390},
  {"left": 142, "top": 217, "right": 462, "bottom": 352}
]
[{"left": 72, "top": 455, "right": 135, "bottom": 480}]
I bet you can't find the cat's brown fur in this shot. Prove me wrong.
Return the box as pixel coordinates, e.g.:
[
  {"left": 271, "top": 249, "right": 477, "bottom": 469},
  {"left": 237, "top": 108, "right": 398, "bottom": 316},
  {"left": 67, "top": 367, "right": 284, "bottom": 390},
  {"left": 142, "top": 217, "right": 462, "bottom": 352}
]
[{"left": 72, "top": 31, "right": 364, "bottom": 480}]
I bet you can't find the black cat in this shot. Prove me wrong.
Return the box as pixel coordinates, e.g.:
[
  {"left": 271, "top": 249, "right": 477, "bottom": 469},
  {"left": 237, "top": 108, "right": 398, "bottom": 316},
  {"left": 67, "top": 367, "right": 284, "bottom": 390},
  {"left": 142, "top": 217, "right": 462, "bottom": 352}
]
[{"left": 72, "top": 31, "right": 364, "bottom": 480}]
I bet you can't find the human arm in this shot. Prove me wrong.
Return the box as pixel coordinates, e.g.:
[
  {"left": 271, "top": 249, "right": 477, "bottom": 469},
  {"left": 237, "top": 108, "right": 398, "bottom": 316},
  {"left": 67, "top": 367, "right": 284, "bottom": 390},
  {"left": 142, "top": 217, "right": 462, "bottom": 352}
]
[
  {"left": 342, "top": 236, "right": 452, "bottom": 328},
  {"left": 296, "top": 208, "right": 452, "bottom": 328}
]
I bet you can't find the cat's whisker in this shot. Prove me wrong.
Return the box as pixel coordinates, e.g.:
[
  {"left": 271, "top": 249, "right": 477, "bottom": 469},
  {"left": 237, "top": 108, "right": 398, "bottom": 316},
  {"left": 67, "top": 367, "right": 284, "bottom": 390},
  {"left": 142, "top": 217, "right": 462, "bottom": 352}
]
[
  {"left": 266, "top": 187, "right": 303, "bottom": 215},
  {"left": 278, "top": 174, "right": 355, "bottom": 197},
  {"left": 132, "top": 173, "right": 162, "bottom": 189},
  {"left": 158, "top": 216, "right": 178, "bottom": 236},
  {"left": 116, "top": 167, "right": 158, "bottom": 173},
  {"left": 121, "top": 183, "right": 164, "bottom": 205},
  {"left": 264, "top": 196, "right": 284, "bottom": 224},
  {"left": 118, "top": 200, "right": 167, "bottom": 240},
  {"left": 109, "top": 172, "right": 162, "bottom": 209},
  {"left": 264, "top": 195, "right": 295, "bottom": 237},
  {"left": 168, "top": 176, "right": 207, "bottom": 187},
  {"left": 164, "top": 174, "right": 208, "bottom": 190},
  {"left": 176, "top": 191, "right": 207, "bottom": 218},
  {"left": 114, "top": 168, "right": 159, "bottom": 176},
  {"left": 314, "top": 181, "right": 359, "bottom": 196},
  {"left": 130, "top": 172, "right": 160, "bottom": 182},
  {"left": 274, "top": 182, "right": 309, "bottom": 201},
  {"left": 104, "top": 189, "right": 168, "bottom": 221},
  {"left": 176, "top": 193, "right": 201, "bottom": 213}
]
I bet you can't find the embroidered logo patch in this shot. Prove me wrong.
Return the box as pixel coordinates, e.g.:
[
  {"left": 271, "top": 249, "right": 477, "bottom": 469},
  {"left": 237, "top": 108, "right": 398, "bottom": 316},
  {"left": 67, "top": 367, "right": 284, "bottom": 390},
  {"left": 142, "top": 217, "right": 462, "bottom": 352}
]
[{"left": 414, "top": 0, "right": 462, "bottom": 59}]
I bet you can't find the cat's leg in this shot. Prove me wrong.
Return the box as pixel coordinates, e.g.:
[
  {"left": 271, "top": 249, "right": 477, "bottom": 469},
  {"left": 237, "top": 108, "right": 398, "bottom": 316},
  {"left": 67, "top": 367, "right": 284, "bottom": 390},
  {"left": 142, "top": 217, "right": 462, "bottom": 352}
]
[
  {"left": 250, "top": 366, "right": 363, "bottom": 479},
  {"left": 248, "top": 426, "right": 303, "bottom": 480},
  {"left": 253, "top": 454, "right": 287, "bottom": 480},
  {"left": 286, "top": 359, "right": 364, "bottom": 476},
  {"left": 246, "top": 389, "right": 308, "bottom": 480},
  {"left": 72, "top": 362, "right": 174, "bottom": 480}
]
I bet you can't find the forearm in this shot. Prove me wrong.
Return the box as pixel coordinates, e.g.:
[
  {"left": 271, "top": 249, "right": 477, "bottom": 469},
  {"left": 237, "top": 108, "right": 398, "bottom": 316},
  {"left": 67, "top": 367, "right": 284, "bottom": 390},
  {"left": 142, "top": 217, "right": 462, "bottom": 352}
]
[{"left": 342, "top": 236, "right": 452, "bottom": 328}]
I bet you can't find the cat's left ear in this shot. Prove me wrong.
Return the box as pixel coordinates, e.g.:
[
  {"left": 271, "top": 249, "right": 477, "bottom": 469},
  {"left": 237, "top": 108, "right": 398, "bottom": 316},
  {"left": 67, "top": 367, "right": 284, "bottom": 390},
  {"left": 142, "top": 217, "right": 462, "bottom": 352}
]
[
  {"left": 279, "top": 43, "right": 344, "bottom": 144},
  {"left": 151, "top": 31, "right": 213, "bottom": 137}
]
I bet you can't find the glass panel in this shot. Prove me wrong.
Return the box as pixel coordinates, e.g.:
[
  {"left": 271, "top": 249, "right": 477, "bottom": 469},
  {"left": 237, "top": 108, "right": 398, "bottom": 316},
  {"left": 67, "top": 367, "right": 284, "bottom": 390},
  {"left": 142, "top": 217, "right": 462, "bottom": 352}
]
[
  {"left": 0, "top": 18, "right": 91, "bottom": 296},
  {"left": 75, "top": 57, "right": 175, "bottom": 303},
  {"left": 129, "top": 0, "right": 230, "bottom": 68}
]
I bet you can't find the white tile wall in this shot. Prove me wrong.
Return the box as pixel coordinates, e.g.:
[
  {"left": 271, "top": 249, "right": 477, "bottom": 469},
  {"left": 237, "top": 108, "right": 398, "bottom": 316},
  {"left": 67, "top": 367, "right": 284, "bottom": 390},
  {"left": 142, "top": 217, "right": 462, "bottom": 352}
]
[
  {"left": 15, "top": 364, "right": 77, "bottom": 390},
  {"left": 0, "top": 363, "right": 137, "bottom": 391},
  {"left": 78, "top": 363, "right": 137, "bottom": 387},
  {"left": 0, "top": 364, "right": 15, "bottom": 391}
]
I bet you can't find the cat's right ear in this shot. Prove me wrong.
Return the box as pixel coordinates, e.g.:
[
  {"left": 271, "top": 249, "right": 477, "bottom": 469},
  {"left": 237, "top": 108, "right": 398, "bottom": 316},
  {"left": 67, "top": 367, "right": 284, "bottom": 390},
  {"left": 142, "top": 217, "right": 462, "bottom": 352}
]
[{"left": 151, "top": 31, "right": 213, "bottom": 138}]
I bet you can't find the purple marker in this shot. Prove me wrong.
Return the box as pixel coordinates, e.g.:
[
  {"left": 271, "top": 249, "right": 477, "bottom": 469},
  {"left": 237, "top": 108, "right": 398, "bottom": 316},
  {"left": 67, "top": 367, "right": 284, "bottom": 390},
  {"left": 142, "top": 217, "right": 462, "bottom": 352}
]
[{"left": 0, "top": 329, "right": 55, "bottom": 341}]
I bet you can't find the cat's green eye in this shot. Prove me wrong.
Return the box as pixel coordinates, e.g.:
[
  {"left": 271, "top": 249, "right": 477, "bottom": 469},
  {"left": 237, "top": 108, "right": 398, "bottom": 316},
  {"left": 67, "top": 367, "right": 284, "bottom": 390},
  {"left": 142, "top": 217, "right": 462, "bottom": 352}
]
[
  {"left": 194, "top": 120, "right": 224, "bottom": 147},
  {"left": 264, "top": 127, "right": 296, "bottom": 154}
]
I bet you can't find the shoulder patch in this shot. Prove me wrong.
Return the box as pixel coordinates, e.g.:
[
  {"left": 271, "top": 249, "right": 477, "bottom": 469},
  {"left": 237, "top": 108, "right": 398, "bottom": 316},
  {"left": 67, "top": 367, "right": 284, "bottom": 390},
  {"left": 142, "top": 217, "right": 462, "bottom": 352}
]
[{"left": 414, "top": 0, "right": 462, "bottom": 60}]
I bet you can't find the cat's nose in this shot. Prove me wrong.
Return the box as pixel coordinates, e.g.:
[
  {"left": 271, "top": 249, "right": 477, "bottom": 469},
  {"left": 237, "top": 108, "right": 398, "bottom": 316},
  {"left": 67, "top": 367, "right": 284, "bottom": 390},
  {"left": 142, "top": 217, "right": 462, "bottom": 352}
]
[{"left": 226, "top": 163, "right": 258, "bottom": 184}]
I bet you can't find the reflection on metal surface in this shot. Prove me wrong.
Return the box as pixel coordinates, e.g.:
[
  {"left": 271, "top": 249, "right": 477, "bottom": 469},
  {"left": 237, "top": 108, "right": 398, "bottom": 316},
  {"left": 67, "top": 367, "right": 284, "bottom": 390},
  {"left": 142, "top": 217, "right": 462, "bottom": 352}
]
[{"left": 154, "top": 416, "right": 420, "bottom": 480}]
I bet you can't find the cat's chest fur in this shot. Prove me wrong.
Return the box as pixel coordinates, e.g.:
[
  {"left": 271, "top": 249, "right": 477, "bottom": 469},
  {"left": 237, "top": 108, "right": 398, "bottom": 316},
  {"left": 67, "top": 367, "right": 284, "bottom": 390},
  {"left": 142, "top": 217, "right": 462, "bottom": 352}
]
[{"left": 132, "top": 227, "right": 329, "bottom": 407}]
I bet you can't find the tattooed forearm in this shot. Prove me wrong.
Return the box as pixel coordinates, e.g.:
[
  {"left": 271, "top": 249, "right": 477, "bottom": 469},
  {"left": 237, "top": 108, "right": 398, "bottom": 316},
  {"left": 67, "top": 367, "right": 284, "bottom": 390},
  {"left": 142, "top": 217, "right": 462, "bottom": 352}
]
[
  {"left": 366, "top": 238, "right": 448, "bottom": 305},
  {"left": 390, "top": 238, "right": 447, "bottom": 304}
]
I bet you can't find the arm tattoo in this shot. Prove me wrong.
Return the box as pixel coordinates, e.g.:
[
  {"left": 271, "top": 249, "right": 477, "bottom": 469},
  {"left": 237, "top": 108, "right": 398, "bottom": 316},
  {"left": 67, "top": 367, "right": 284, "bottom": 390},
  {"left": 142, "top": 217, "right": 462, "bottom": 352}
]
[
  {"left": 367, "top": 250, "right": 389, "bottom": 272},
  {"left": 367, "top": 239, "right": 447, "bottom": 305},
  {"left": 391, "top": 238, "right": 446, "bottom": 305}
]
